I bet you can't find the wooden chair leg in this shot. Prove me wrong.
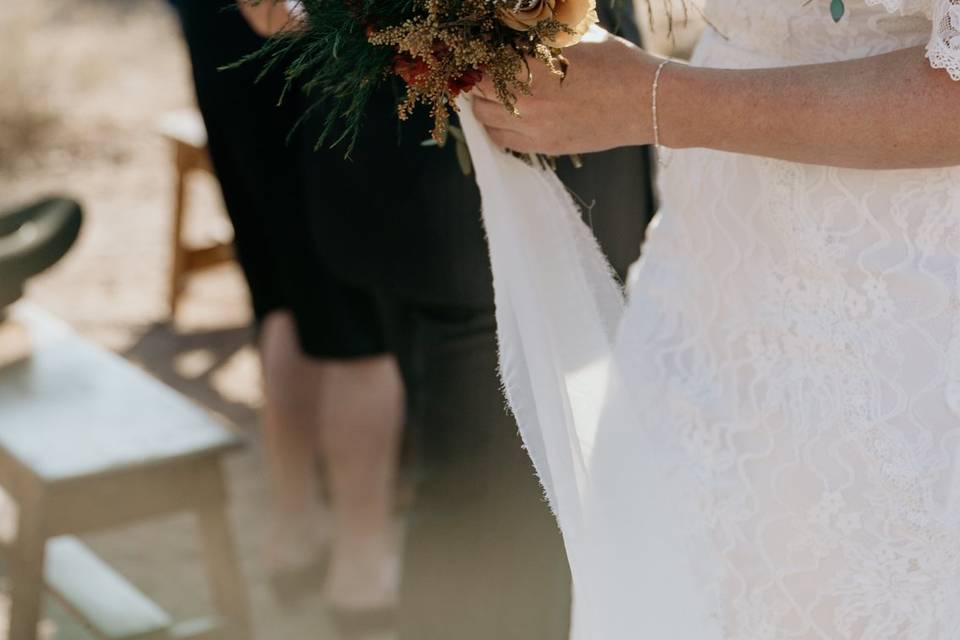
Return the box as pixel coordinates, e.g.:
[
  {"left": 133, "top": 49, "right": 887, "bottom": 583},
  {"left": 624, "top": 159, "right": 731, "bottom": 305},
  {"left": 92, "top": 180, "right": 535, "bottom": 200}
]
[
  {"left": 169, "top": 144, "right": 189, "bottom": 319},
  {"left": 8, "top": 496, "right": 47, "bottom": 640},
  {"left": 195, "top": 469, "right": 251, "bottom": 640}
]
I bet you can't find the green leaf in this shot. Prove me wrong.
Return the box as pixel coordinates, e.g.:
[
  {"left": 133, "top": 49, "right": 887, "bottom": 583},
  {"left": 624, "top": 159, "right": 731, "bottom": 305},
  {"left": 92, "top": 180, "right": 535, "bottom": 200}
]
[
  {"left": 830, "top": 0, "right": 845, "bottom": 23},
  {"left": 455, "top": 138, "right": 473, "bottom": 176}
]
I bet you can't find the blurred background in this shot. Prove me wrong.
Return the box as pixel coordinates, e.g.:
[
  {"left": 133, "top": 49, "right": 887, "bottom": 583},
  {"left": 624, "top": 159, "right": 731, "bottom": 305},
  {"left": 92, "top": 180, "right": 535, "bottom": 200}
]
[
  {"left": 0, "top": 1, "right": 701, "bottom": 639},
  {"left": 1, "top": 2, "right": 312, "bottom": 638},
  {"left": 1, "top": 0, "right": 249, "bottom": 347}
]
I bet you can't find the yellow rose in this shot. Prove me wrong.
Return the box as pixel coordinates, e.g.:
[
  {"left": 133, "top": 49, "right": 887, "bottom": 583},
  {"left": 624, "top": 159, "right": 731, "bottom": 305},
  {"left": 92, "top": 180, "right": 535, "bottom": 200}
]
[{"left": 498, "top": 0, "right": 598, "bottom": 48}]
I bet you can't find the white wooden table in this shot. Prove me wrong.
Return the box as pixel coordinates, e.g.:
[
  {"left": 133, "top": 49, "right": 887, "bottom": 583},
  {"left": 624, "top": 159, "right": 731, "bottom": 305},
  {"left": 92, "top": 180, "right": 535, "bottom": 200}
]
[{"left": 0, "top": 305, "right": 251, "bottom": 640}]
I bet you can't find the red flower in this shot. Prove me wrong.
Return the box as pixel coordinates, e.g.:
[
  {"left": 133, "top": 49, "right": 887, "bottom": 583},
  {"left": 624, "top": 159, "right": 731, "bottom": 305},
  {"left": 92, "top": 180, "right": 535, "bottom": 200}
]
[
  {"left": 394, "top": 50, "right": 482, "bottom": 98},
  {"left": 448, "top": 67, "right": 483, "bottom": 97},
  {"left": 394, "top": 53, "right": 430, "bottom": 87}
]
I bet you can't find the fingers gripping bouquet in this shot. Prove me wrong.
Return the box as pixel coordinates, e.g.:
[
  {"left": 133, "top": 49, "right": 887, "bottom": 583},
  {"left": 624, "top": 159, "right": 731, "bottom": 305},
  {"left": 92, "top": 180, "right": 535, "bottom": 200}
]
[{"left": 247, "top": 0, "right": 597, "bottom": 149}]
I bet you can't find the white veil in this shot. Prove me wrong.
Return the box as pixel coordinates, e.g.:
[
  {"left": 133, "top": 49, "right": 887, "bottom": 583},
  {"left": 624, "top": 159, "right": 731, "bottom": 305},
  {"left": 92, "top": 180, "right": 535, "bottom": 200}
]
[{"left": 457, "top": 95, "right": 724, "bottom": 640}]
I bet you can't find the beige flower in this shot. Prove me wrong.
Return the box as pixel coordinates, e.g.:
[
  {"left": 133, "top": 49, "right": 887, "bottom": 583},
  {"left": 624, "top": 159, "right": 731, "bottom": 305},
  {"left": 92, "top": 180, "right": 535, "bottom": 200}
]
[{"left": 498, "top": 0, "right": 598, "bottom": 47}]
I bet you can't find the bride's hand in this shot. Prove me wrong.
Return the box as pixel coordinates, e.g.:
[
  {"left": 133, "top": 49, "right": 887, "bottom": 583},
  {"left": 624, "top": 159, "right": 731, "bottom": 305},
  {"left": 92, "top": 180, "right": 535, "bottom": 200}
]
[{"left": 471, "top": 29, "right": 661, "bottom": 156}]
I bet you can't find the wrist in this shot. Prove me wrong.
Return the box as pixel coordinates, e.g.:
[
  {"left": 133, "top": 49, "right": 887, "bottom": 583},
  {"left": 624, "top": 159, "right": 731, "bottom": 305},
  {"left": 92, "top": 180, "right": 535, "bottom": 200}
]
[
  {"left": 624, "top": 50, "right": 657, "bottom": 147},
  {"left": 652, "top": 62, "right": 713, "bottom": 151}
]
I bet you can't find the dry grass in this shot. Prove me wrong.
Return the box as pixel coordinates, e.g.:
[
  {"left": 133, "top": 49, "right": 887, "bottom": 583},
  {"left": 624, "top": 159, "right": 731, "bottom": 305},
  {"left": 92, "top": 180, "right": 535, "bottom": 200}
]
[
  {"left": 0, "top": 0, "right": 192, "bottom": 183},
  {"left": 0, "top": 3, "right": 58, "bottom": 170}
]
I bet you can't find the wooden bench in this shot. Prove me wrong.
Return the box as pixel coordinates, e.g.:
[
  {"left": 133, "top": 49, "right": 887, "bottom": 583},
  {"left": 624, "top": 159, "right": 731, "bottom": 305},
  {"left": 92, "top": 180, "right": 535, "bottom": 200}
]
[{"left": 0, "top": 305, "right": 251, "bottom": 640}]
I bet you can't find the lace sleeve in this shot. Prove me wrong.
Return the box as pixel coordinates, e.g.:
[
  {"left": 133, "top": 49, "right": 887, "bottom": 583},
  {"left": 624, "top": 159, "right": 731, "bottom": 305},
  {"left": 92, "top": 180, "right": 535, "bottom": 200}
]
[{"left": 927, "top": 0, "right": 960, "bottom": 79}]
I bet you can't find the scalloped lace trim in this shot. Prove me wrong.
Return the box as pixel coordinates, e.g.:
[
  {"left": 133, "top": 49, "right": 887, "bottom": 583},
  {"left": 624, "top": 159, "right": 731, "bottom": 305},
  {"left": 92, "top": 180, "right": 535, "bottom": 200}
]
[{"left": 927, "top": 0, "right": 960, "bottom": 80}]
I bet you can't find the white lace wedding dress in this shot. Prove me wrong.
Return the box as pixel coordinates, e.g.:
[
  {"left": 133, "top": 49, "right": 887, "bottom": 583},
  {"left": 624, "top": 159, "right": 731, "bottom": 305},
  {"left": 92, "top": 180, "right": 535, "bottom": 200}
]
[{"left": 458, "top": 1, "right": 960, "bottom": 638}]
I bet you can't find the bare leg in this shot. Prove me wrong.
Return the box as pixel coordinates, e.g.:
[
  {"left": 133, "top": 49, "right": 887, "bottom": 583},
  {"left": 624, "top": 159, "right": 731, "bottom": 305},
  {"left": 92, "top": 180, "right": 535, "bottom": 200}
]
[
  {"left": 260, "top": 311, "right": 327, "bottom": 568},
  {"left": 317, "top": 354, "right": 404, "bottom": 610},
  {"left": 259, "top": 310, "right": 404, "bottom": 608}
]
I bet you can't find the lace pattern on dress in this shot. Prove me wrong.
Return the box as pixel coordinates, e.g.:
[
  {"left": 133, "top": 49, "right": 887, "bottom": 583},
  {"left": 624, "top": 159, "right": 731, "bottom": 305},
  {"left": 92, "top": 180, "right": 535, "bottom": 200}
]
[{"left": 927, "top": 0, "right": 960, "bottom": 79}]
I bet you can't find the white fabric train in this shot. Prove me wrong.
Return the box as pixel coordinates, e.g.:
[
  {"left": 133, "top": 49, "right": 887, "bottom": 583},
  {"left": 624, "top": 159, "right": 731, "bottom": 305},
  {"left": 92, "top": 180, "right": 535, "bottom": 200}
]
[{"left": 457, "top": 97, "right": 725, "bottom": 639}]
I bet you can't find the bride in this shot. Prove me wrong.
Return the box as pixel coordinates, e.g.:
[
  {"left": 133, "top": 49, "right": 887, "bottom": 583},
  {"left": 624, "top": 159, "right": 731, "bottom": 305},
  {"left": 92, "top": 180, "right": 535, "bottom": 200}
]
[{"left": 465, "top": 0, "right": 960, "bottom": 637}]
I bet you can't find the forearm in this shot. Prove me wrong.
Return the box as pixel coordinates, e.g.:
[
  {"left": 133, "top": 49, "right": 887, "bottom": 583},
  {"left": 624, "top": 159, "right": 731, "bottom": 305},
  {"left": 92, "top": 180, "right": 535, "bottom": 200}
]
[{"left": 658, "top": 46, "right": 960, "bottom": 170}]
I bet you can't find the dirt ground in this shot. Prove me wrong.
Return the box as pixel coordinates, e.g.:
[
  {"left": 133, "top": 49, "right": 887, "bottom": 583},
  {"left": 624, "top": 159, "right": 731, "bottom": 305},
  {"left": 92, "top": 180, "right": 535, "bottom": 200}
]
[{"left": 1, "top": 1, "right": 340, "bottom": 637}]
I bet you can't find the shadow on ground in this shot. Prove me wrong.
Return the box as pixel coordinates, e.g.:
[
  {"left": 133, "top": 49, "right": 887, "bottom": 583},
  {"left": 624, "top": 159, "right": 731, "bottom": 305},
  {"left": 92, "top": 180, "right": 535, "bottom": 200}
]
[{"left": 121, "top": 322, "right": 258, "bottom": 429}]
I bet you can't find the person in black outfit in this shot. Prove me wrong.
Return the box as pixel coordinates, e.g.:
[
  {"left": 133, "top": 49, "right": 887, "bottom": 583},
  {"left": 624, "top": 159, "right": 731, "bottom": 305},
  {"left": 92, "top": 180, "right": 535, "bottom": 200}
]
[
  {"left": 171, "top": 0, "right": 408, "bottom": 621},
  {"left": 169, "top": 1, "right": 654, "bottom": 638}
]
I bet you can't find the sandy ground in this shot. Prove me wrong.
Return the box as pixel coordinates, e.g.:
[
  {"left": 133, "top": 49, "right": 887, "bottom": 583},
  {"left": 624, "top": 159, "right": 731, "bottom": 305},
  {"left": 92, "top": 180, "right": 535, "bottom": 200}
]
[{"left": 1, "top": 1, "right": 340, "bottom": 637}]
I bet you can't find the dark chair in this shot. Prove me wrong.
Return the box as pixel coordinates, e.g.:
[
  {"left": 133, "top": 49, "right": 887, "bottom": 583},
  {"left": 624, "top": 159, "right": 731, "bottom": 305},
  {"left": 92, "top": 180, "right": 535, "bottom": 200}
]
[{"left": 0, "top": 197, "right": 83, "bottom": 313}]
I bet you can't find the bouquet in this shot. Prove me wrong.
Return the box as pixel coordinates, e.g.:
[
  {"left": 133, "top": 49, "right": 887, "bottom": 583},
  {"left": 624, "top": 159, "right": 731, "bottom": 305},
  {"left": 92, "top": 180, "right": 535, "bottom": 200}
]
[{"left": 247, "top": 0, "right": 598, "bottom": 150}]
